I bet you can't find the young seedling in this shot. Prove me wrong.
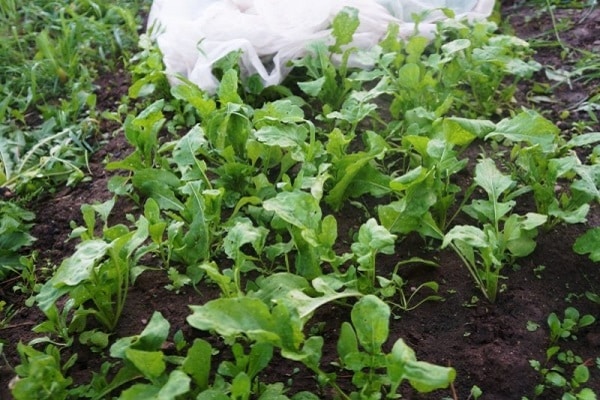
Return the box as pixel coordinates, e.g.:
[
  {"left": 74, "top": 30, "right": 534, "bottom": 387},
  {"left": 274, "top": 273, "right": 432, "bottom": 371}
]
[
  {"left": 443, "top": 158, "right": 547, "bottom": 302},
  {"left": 527, "top": 307, "right": 597, "bottom": 399}
]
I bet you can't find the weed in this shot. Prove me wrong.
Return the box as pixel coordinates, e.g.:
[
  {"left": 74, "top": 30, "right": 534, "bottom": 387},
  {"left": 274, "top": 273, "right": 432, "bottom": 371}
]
[{"left": 527, "top": 307, "right": 597, "bottom": 399}]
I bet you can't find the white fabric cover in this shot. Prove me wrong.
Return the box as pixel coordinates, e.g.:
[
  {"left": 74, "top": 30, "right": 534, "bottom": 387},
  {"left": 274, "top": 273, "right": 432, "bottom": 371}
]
[{"left": 147, "top": 0, "right": 495, "bottom": 93}]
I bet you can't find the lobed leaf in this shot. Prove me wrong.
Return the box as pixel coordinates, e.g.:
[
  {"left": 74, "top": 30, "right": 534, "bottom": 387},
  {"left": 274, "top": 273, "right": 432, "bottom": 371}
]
[{"left": 573, "top": 227, "right": 600, "bottom": 262}]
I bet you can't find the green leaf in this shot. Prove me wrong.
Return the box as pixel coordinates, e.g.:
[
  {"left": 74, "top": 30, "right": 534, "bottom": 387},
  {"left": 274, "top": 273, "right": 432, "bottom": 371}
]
[
  {"left": 351, "top": 295, "right": 390, "bottom": 354},
  {"left": 442, "top": 39, "right": 471, "bottom": 55},
  {"left": 218, "top": 69, "right": 243, "bottom": 105},
  {"left": 576, "top": 388, "right": 597, "bottom": 400},
  {"left": 474, "top": 158, "right": 515, "bottom": 202},
  {"left": 278, "top": 286, "right": 361, "bottom": 321},
  {"left": 254, "top": 124, "right": 308, "bottom": 148},
  {"left": 224, "top": 218, "right": 268, "bottom": 262},
  {"left": 327, "top": 91, "right": 378, "bottom": 124},
  {"left": 574, "top": 227, "right": 600, "bottom": 262},
  {"left": 387, "top": 339, "right": 456, "bottom": 393},
  {"left": 337, "top": 322, "right": 358, "bottom": 366},
  {"left": 132, "top": 169, "right": 183, "bottom": 211},
  {"left": 572, "top": 164, "right": 600, "bottom": 201},
  {"left": 545, "top": 371, "right": 566, "bottom": 387},
  {"left": 396, "top": 63, "right": 421, "bottom": 89},
  {"left": 187, "top": 298, "right": 282, "bottom": 345},
  {"left": 263, "top": 191, "right": 321, "bottom": 230},
  {"left": 254, "top": 99, "right": 305, "bottom": 124},
  {"left": 171, "top": 83, "right": 216, "bottom": 119},
  {"left": 231, "top": 372, "right": 251, "bottom": 398},
  {"left": 111, "top": 312, "right": 170, "bottom": 357},
  {"left": 125, "top": 348, "right": 165, "bottom": 379},
  {"left": 298, "top": 76, "right": 325, "bottom": 97},
  {"left": 566, "top": 132, "right": 600, "bottom": 148},
  {"left": 487, "top": 110, "right": 560, "bottom": 153},
  {"left": 52, "top": 240, "right": 109, "bottom": 287},
  {"left": 172, "top": 125, "right": 207, "bottom": 167},
  {"left": 252, "top": 273, "right": 310, "bottom": 303},
  {"left": 326, "top": 132, "right": 388, "bottom": 210},
  {"left": 183, "top": 339, "right": 212, "bottom": 390},
  {"left": 120, "top": 384, "right": 159, "bottom": 399},
  {"left": 573, "top": 364, "right": 590, "bottom": 384},
  {"left": 196, "top": 390, "right": 230, "bottom": 400},
  {"left": 330, "top": 7, "right": 360, "bottom": 53},
  {"left": 247, "top": 343, "right": 274, "bottom": 379},
  {"left": 442, "top": 117, "right": 495, "bottom": 146},
  {"left": 442, "top": 225, "right": 488, "bottom": 249},
  {"left": 352, "top": 218, "right": 396, "bottom": 267}
]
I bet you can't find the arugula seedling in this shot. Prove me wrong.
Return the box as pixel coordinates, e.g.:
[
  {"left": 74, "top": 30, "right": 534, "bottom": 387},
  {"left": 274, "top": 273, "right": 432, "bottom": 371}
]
[
  {"left": 527, "top": 307, "right": 597, "bottom": 400},
  {"left": 0, "top": 201, "right": 36, "bottom": 279},
  {"left": 294, "top": 7, "right": 362, "bottom": 112},
  {"left": 496, "top": 113, "right": 600, "bottom": 228},
  {"left": 11, "top": 343, "right": 76, "bottom": 400},
  {"left": 36, "top": 208, "right": 153, "bottom": 332},
  {"left": 573, "top": 227, "right": 600, "bottom": 262},
  {"left": 443, "top": 158, "right": 547, "bottom": 302},
  {"left": 337, "top": 295, "right": 456, "bottom": 397},
  {"left": 263, "top": 190, "right": 331, "bottom": 279},
  {"left": 350, "top": 218, "right": 396, "bottom": 294},
  {"left": 548, "top": 307, "right": 595, "bottom": 342},
  {"left": 326, "top": 131, "right": 391, "bottom": 211}
]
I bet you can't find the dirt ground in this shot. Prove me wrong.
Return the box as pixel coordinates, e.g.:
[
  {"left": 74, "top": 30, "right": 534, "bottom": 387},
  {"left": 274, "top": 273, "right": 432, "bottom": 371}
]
[{"left": 1, "top": 2, "right": 599, "bottom": 399}]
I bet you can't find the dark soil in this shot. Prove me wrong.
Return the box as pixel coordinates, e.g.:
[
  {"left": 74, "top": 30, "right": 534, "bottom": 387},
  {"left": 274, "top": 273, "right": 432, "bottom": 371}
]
[{"left": 1, "top": 2, "right": 599, "bottom": 399}]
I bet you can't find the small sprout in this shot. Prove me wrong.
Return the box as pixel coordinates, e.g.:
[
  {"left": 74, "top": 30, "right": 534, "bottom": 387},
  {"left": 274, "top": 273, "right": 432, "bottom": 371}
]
[{"left": 527, "top": 321, "right": 541, "bottom": 332}]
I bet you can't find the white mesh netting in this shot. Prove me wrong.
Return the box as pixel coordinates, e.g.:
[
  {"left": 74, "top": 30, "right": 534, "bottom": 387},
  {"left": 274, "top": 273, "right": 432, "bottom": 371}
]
[{"left": 147, "top": 0, "right": 495, "bottom": 92}]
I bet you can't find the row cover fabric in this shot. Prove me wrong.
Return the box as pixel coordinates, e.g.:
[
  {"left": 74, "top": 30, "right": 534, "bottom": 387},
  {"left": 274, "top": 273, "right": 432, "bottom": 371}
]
[{"left": 147, "top": 0, "right": 495, "bottom": 93}]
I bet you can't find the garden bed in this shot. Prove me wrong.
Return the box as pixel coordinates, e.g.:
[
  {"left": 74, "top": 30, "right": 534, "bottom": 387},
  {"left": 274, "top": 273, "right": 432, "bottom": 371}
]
[{"left": 1, "top": 1, "right": 599, "bottom": 399}]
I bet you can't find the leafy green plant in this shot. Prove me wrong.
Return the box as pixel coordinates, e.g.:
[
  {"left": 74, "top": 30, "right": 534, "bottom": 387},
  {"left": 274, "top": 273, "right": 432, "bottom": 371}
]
[
  {"left": 0, "top": 0, "right": 141, "bottom": 114},
  {"left": 379, "top": 19, "right": 541, "bottom": 119},
  {"left": 497, "top": 112, "right": 600, "bottom": 228},
  {"left": 188, "top": 287, "right": 453, "bottom": 398},
  {"left": 547, "top": 307, "right": 595, "bottom": 342},
  {"left": 527, "top": 308, "right": 597, "bottom": 400},
  {"left": 350, "top": 218, "right": 397, "bottom": 293},
  {"left": 0, "top": 201, "right": 36, "bottom": 278},
  {"left": 573, "top": 227, "right": 600, "bottom": 262},
  {"left": 68, "top": 311, "right": 318, "bottom": 399},
  {"left": 0, "top": 119, "right": 92, "bottom": 196},
  {"left": 443, "top": 158, "right": 547, "bottom": 302},
  {"left": 337, "top": 295, "right": 456, "bottom": 398},
  {"left": 11, "top": 343, "right": 76, "bottom": 400},
  {"left": 293, "top": 7, "right": 365, "bottom": 112},
  {"left": 0, "top": 300, "right": 17, "bottom": 329},
  {"left": 35, "top": 198, "right": 153, "bottom": 332}
]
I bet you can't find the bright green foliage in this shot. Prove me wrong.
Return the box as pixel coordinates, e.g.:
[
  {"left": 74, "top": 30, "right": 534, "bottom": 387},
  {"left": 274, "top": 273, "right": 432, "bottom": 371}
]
[
  {"left": 351, "top": 218, "right": 397, "bottom": 293},
  {"left": 547, "top": 307, "right": 595, "bottom": 342},
  {"left": 12, "top": 343, "right": 76, "bottom": 400},
  {"left": 188, "top": 293, "right": 454, "bottom": 398},
  {"left": 0, "top": 201, "right": 36, "bottom": 278},
  {"left": 35, "top": 198, "right": 153, "bottom": 331},
  {"left": 496, "top": 113, "right": 600, "bottom": 227},
  {"left": 5, "top": 2, "right": 600, "bottom": 398},
  {"left": 528, "top": 307, "right": 597, "bottom": 400},
  {"left": 380, "top": 20, "right": 540, "bottom": 120},
  {"left": 443, "top": 158, "right": 547, "bottom": 302},
  {"left": 326, "top": 131, "right": 391, "bottom": 211},
  {"left": 0, "top": 119, "right": 91, "bottom": 195},
  {"left": 574, "top": 227, "right": 600, "bottom": 261},
  {"left": 0, "top": 0, "right": 144, "bottom": 196},
  {"left": 264, "top": 190, "right": 326, "bottom": 279},
  {"left": 337, "top": 295, "right": 456, "bottom": 397}
]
